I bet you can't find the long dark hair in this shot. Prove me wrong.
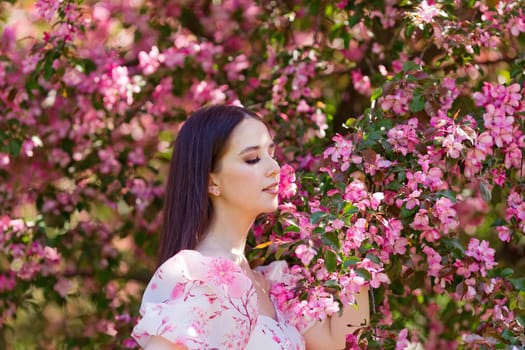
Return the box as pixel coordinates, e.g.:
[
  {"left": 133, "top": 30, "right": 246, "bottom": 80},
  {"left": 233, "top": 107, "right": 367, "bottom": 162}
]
[{"left": 158, "top": 105, "right": 261, "bottom": 266}]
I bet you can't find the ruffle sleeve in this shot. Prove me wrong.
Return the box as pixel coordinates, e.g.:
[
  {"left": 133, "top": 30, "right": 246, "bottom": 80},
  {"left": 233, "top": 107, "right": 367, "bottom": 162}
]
[{"left": 132, "top": 250, "right": 258, "bottom": 349}]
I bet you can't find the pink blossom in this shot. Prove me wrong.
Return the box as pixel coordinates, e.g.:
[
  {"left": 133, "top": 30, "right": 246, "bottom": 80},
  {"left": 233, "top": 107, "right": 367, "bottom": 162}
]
[
  {"left": 351, "top": 70, "right": 372, "bottom": 96},
  {"left": 496, "top": 226, "right": 511, "bottom": 243},
  {"left": 97, "top": 66, "right": 141, "bottom": 111},
  {"left": 34, "top": 0, "right": 61, "bottom": 21},
  {"left": 123, "top": 338, "right": 137, "bottom": 348},
  {"left": 344, "top": 219, "right": 368, "bottom": 252},
  {"left": 98, "top": 148, "right": 122, "bottom": 175},
  {"left": 491, "top": 168, "right": 506, "bottom": 186},
  {"left": 423, "top": 246, "right": 443, "bottom": 277},
  {"left": 54, "top": 278, "right": 71, "bottom": 297},
  {"left": 344, "top": 180, "right": 368, "bottom": 203},
  {"left": 128, "top": 148, "right": 146, "bottom": 165},
  {"left": 440, "top": 77, "right": 459, "bottom": 110},
  {"left": 279, "top": 164, "right": 297, "bottom": 199},
  {"left": 381, "top": 90, "right": 410, "bottom": 115},
  {"left": 0, "top": 215, "right": 10, "bottom": 235},
  {"left": 224, "top": 54, "right": 250, "bottom": 81},
  {"left": 359, "top": 258, "right": 389, "bottom": 288},
  {"left": 414, "top": 1, "right": 444, "bottom": 23},
  {"left": 43, "top": 246, "right": 61, "bottom": 263},
  {"left": 410, "top": 209, "right": 431, "bottom": 231},
  {"left": 138, "top": 46, "right": 164, "bottom": 75},
  {"left": 476, "top": 131, "right": 494, "bottom": 154},
  {"left": 0, "top": 153, "right": 10, "bottom": 167},
  {"left": 465, "top": 238, "right": 497, "bottom": 276},
  {"left": 396, "top": 328, "right": 409, "bottom": 350},
  {"left": 189, "top": 80, "right": 227, "bottom": 106},
  {"left": 331, "top": 219, "right": 345, "bottom": 230},
  {"left": 387, "top": 118, "right": 419, "bottom": 156},
  {"left": 296, "top": 99, "right": 311, "bottom": 113},
  {"left": 0, "top": 273, "right": 16, "bottom": 292},
  {"left": 336, "top": 0, "right": 348, "bottom": 9},
  {"left": 484, "top": 107, "right": 514, "bottom": 148},
  {"left": 421, "top": 228, "right": 440, "bottom": 242},
  {"left": 442, "top": 134, "right": 463, "bottom": 159},
  {"left": 369, "top": 192, "right": 384, "bottom": 210},
  {"left": 129, "top": 178, "right": 153, "bottom": 211},
  {"left": 508, "top": 15, "right": 525, "bottom": 36},
  {"left": 464, "top": 148, "right": 485, "bottom": 178},
  {"left": 504, "top": 142, "right": 522, "bottom": 169},
  {"left": 384, "top": 219, "right": 407, "bottom": 255},
  {"left": 403, "top": 190, "right": 421, "bottom": 210},
  {"left": 363, "top": 153, "right": 394, "bottom": 176},
  {"left": 338, "top": 271, "right": 365, "bottom": 305},
  {"left": 324, "top": 134, "right": 361, "bottom": 172},
  {"left": 295, "top": 244, "right": 316, "bottom": 266},
  {"left": 433, "top": 197, "right": 459, "bottom": 233},
  {"left": 21, "top": 53, "right": 42, "bottom": 74}
]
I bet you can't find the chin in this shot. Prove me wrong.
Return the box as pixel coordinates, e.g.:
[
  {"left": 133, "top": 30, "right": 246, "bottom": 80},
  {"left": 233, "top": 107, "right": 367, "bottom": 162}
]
[{"left": 266, "top": 202, "right": 280, "bottom": 212}]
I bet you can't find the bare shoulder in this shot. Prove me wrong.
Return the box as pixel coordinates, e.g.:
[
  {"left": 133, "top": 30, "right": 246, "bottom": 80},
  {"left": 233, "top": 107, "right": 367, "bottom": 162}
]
[{"left": 252, "top": 269, "right": 271, "bottom": 291}]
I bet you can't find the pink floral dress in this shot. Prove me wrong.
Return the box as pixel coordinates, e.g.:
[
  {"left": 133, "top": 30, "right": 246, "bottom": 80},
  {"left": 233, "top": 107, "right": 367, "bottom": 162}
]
[{"left": 132, "top": 250, "right": 305, "bottom": 349}]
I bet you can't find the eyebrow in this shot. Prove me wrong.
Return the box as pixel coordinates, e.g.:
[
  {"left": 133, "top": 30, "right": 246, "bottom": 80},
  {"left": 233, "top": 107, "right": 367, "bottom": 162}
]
[{"left": 238, "top": 143, "right": 275, "bottom": 155}]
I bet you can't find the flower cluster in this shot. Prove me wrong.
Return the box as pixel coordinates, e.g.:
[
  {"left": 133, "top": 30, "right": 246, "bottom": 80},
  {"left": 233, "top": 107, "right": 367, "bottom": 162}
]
[{"left": 1, "top": 0, "right": 525, "bottom": 349}]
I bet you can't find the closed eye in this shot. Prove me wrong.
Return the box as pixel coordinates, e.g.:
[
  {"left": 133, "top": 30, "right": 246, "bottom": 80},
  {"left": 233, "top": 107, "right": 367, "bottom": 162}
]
[{"left": 246, "top": 157, "right": 261, "bottom": 164}]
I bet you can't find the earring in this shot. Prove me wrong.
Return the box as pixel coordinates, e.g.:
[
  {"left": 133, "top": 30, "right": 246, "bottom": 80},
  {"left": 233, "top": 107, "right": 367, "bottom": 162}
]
[{"left": 209, "top": 187, "right": 220, "bottom": 196}]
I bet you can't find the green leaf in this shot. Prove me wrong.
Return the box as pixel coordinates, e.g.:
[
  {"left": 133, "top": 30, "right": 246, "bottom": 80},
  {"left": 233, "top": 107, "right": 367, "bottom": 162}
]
[
  {"left": 323, "top": 279, "right": 341, "bottom": 290},
  {"left": 491, "top": 218, "right": 508, "bottom": 227},
  {"left": 343, "top": 256, "right": 360, "bottom": 268},
  {"left": 410, "top": 90, "right": 425, "bottom": 112},
  {"left": 517, "top": 315, "right": 525, "bottom": 327},
  {"left": 496, "top": 267, "right": 514, "bottom": 278},
  {"left": 500, "top": 329, "right": 515, "bottom": 342},
  {"left": 405, "top": 23, "right": 415, "bottom": 37},
  {"left": 348, "top": 12, "right": 361, "bottom": 27},
  {"left": 324, "top": 249, "right": 338, "bottom": 273},
  {"left": 43, "top": 56, "right": 55, "bottom": 81},
  {"left": 370, "top": 87, "right": 383, "bottom": 102},
  {"left": 343, "top": 203, "right": 358, "bottom": 215},
  {"left": 402, "top": 61, "right": 420, "bottom": 72},
  {"left": 435, "top": 190, "right": 457, "bottom": 202},
  {"left": 442, "top": 238, "right": 465, "bottom": 259},
  {"left": 313, "top": 227, "right": 325, "bottom": 235},
  {"left": 8, "top": 140, "right": 22, "bottom": 157},
  {"left": 285, "top": 225, "right": 301, "bottom": 233},
  {"left": 365, "top": 253, "right": 381, "bottom": 265},
  {"left": 356, "top": 268, "right": 371, "bottom": 280},
  {"left": 322, "top": 231, "right": 341, "bottom": 249},
  {"left": 390, "top": 281, "right": 404, "bottom": 295},
  {"left": 400, "top": 206, "right": 417, "bottom": 219},
  {"left": 310, "top": 211, "right": 325, "bottom": 224},
  {"left": 509, "top": 278, "right": 525, "bottom": 292}
]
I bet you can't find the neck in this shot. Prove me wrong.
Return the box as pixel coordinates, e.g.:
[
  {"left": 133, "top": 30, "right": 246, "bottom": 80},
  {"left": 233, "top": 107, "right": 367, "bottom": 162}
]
[{"left": 197, "top": 205, "right": 255, "bottom": 264}]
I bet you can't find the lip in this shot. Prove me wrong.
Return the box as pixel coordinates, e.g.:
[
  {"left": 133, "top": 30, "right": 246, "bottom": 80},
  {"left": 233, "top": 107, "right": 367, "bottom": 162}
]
[{"left": 262, "top": 182, "right": 280, "bottom": 195}]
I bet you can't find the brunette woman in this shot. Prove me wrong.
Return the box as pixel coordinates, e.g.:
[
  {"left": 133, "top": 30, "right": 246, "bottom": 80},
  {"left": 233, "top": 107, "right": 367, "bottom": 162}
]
[{"left": 132, "top": 105, "right": 369, "bottom": 350}]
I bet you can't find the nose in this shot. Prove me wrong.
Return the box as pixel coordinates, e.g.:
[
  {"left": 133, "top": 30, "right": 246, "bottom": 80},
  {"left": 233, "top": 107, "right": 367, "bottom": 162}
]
[{"left": 266, "top": 157, "right": 280, "bottom": 178}]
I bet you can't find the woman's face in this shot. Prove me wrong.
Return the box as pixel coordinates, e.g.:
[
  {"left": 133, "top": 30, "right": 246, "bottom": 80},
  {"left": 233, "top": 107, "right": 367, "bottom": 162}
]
[{"left": 209, "top": 117, "right": 281, "bottom": 218}]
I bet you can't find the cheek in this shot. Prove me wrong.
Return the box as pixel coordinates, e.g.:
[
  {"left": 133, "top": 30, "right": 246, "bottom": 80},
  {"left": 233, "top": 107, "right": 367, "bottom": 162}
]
[{"left": 224, "top": 167, "right": 259, "bottom": 192}]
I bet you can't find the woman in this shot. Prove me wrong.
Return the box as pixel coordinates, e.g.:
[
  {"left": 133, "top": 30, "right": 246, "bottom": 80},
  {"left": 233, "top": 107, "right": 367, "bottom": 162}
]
[{"left": 132, "top": 105, "right": 369, "bottom": 350}]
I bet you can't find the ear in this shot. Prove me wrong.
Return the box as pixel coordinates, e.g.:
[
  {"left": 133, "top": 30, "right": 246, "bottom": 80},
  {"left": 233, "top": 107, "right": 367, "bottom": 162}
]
[{"left": 208, "top": 173, "right": 220, "bottom": 197}]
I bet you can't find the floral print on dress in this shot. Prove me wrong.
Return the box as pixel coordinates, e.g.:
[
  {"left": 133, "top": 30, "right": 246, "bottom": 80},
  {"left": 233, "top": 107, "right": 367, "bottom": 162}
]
[{"left": 132, "top": 250, "right": 305, "bottom": 350}]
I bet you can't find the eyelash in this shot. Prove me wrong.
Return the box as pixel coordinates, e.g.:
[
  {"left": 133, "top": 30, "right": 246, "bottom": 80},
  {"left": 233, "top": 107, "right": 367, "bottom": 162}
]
[{"left": 246, "top": 154, "right": 276, "bottom": 164}]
